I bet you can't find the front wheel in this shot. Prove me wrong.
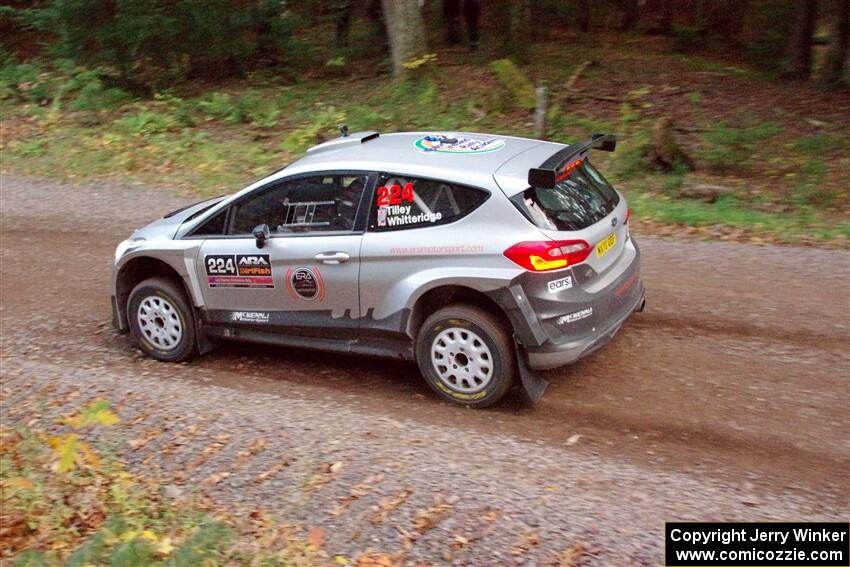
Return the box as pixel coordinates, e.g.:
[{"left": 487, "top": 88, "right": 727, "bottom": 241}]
[
  {"left": 127, "top": 276, "right": 196, "bottom": 362},
  {"left": 415, "top": 305, "right": 515, "bottom": 408}
]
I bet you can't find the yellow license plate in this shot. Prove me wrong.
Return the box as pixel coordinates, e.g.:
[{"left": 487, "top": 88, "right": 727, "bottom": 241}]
[{"left": 595, "top": 232, "right": 617, "bottom": 258}]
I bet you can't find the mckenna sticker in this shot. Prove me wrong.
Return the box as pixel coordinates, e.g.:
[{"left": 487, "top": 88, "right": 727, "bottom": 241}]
[
  {"left": 547, "top": 275, "right": 573, "bottom": 293},
  {"left": 285, "top": 266, "right": 326, "bottom": 302},
  {"left": 205, "top": 254, "right": 273, "bottom": 288},
  {"left": 557, "top": 307, "right": 593, "bottom": 325},
  {"left": 414, "top": 134, "right": 505, "bottom": 154},
  {"left": 231, "top": 311, "right": 270, "bottom": 324}
]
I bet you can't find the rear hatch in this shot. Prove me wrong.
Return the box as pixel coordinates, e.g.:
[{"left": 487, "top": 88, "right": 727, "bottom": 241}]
[{"left": 509, "top": 156, "right": 629, "bottom": 276}]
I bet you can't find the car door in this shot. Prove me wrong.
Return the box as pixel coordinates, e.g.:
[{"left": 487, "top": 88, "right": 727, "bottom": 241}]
[{"left": 195, "top": 172, "right": 374, "bottom": 339}]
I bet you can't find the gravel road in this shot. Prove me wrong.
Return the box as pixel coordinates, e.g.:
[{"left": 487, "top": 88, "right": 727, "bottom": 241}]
[{"left": 1, "top": 174, "right": 848, "bottom": 565}]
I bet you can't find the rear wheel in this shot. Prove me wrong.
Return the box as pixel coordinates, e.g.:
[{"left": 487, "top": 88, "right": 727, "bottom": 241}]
[
  {"left": 127, "top": 277, "right": 196, "bottom": 362},
  {"left": 415, "top": 305, "right": 515, "bottom": 408}
]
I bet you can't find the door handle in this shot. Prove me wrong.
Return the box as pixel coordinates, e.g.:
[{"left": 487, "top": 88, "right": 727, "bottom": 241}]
[{"left": 314, "top": 251, "right": 350, "bottom": 264}]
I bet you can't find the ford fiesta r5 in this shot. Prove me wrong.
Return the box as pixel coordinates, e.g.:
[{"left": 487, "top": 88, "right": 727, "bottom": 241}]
[{"left": 110, "top": 130, "right": 645, "bottom": 408}]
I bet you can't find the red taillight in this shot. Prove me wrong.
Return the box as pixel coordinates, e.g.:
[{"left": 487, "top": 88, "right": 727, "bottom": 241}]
[
  {"left": 625, "top": 208, "right": 632, "bottom": 224},
  {"left": 503, "top": 240, "right": 591, "bottom": 272},
  {"left": 554, "top": 159, "right": 583, "bottom": 183}
]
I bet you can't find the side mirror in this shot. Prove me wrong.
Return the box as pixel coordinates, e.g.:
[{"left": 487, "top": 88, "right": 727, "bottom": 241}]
[{"left": 252, "top": 224, "right": 270, "bottom": 249}]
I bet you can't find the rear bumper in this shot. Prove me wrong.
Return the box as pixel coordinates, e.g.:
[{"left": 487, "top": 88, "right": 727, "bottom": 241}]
[
  {"left": 526, "top": 286, "right": 644, "bottom": 369},
  {"left": 521, "top": 237, "right": 645, "bottom": 370}
]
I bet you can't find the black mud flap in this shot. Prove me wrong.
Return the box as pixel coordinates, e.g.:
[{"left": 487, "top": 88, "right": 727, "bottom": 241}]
[
  {"left": 196, "top": 310, "right": 217, "bottom": 355},
  {"left": 514, "top": 338, "right": 548, "bottom": 403}
]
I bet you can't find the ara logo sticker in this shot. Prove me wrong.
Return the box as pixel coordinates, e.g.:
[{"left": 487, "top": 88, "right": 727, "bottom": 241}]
[
  {"left": 205, "top": 254, "right": 273, "bottom": 288},
  {"left": 285, "top": 266, "right": 326, "bottom": 302},
  {"left": 231, "top": 311, "right": 270, "bottom": 324},
  {"left": 414, "top": 134, "right": 505, "bottom": 154},
  {"left": 556, "top": 307, "right": 593, "bottom": 325},
  {"left": 547, "top": 275, "right": 573, "bottom": 293}
]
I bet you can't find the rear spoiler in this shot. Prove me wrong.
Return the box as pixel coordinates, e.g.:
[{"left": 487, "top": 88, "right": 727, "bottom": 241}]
[{"left": 528, "top": 133, "right": 617, "bottom": 188}]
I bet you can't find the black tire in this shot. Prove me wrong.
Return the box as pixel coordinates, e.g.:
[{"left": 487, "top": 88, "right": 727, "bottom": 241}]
[
  {"left": 415, "top": 304, "right": 515, "bottom": 408},
  {"left": 127, "top": 276, "right": 196, "bottom": 363}
]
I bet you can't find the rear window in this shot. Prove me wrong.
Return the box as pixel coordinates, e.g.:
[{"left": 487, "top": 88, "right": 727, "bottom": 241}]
[{"left": 511, "top": 160, "right": 619, "bottom": 231}]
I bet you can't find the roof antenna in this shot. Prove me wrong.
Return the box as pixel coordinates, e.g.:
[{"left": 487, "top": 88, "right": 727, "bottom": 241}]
[{"left": 340, "top": 124, "right": 349, "bottom": 137}]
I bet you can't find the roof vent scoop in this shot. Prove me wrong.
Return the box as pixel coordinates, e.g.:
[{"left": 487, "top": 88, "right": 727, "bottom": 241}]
[{"left": 306, "top": 130, "right": 380, "bottom": 154}]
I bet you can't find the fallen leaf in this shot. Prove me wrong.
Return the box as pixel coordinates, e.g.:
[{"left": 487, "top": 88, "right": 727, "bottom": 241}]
[
  {"left": 357, "top": 552, "right": 393, "bottom": 567},
  {"left": 186, "top": 441, "right": 227, "bottom": 470},
  {"left": 156, "top": 537, "right": 174, "bottom": 556},
  {"left": 370, "top": 488, "right": 412, "bottom": 524},
  {"left": 307, "top": 526, "right": 325, "bottom": 549},
  {"left": 556, "top": 543, "right": 590, "bottom": 567},
  {"left": 510, "top": 528, "right": 540, "bottom": 556},
  {"left": 412, "top": 495, "right": 453, "bottom": 534},
  {"left": 202, "top": 471, "right": 230, "bottom": 485},
  {"left": 255, "top": 461, "right": 288, "bottom": 483},
  {"left": 1, "top": 478, "right": 33, "bottom": 490},
  {"left": 128, "top": 429, "right": 159, "bottom": 451}
]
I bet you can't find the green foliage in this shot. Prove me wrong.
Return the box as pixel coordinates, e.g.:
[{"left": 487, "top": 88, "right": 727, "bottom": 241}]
[
  {"left": 791, "top": 159, "right": 833, "bottom": 208},
  {"left": 281, "top": 106, "right": 347, "bottom": 153},
  {"left": 671, "top": 25, "right": 702, "bottom": 54},
  {"left": 700, "top": 122, "right": 782, "bottom": 172},
  {"left": 25, "top": 0, "right": 302, "bottom": 89},
  {"left": 168, "top": 522, "right": 231, "bottom": 567},
  {"left": 0, "top": 59, "right": 55, "bottom": 103},
  {"left": 116, "top": 111, "right": 182, "bottom": 136},
  {"left": 12, "top": 139, "right": 47, "bottom": 158},
  {"left": 619, "top": 102, "right": 639, "bottom": 123},
  {"left": 610, "top": 129, "right": 652, "bottom": 180},
  {"left": 687, "top": 91, "right": 703, "bottom": 105},
  {"left": 489, "top": 59, "right": 536, "bottom": 110},
  {"left": 1, "top": 403, "right": 339, "bottom": 566},
  {"left": 744, "top": 1, "right": 795, "bottom": 72},
  {"left": 71, "top": 81, "right": 132, "bottom": 112},
  {"left": 791, "top": 134, "right": 848, "bottom": 154},
  {"left": 192, "top": 91, "right": 282, "bottom": 128}
]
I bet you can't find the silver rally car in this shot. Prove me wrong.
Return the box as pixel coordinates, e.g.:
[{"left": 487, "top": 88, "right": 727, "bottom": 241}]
[{"left": 111, "top": 130, "right": 645, "bottom": 407}]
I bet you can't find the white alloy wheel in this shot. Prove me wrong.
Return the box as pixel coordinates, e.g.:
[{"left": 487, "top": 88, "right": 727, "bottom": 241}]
[
  {"left": 430, "top": 326, "right": 494, "bottom": 394},
  {"left": 136, "top": 295, "right": 183, "bottom": 351}
]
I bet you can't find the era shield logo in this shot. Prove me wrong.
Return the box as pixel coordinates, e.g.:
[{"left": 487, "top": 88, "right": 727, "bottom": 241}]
[{"left": 285, "top": 266, "right": 326, "bottom": 302}]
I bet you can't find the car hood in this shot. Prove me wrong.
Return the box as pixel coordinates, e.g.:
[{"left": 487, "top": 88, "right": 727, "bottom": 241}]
[{"left": 129, "top": 196, "right": 226, "bottom": 240}]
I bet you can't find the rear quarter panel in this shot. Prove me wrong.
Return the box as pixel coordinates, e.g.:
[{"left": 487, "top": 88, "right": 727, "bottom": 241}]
[{"left": 358, "top": 188, "right": 530, "bottom": 335}]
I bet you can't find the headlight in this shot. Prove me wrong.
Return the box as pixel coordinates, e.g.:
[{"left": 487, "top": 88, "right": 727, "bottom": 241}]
[{"left": 115, "top": 238, "right": 144, "bottom": 261}]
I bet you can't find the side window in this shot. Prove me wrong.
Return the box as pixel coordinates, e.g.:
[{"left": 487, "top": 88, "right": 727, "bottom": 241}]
[
  {"left": 369, "top": 176, "right": 488, "bottom": 231},
  {"left": 191, "top": 209, "right": 228, "bottom": 236},
  {"left": 229, "top": 174, "right": 367, "bottom": 235}
]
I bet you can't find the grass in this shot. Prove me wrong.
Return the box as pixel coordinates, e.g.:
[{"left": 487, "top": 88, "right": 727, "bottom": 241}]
[
  {"left": 628, "top": 191, "right": 850, "bottom": 241},
  {"left": 0, "top": 401, "right": 373, "bottom": 566},
  {"left": 1, "top": 39, "right": 848, "bottom": 246}
]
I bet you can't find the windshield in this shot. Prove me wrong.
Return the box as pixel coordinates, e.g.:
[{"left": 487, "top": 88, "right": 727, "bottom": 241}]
[{"left": 510, "top": 160, "right": 619, "bottom": 231}]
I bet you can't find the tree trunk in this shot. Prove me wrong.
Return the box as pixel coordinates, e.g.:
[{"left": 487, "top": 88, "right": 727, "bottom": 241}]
[
  {"left": 334, "top": 0, "right": 353, "bottom": 50},
  {"left": 821, "top": 0, "right": 850, "bottom": 86},
  {"left": 787, "top": 0, "right": 818, "bottom": 79},
  {"left": 622, "top": 0, "right": 640, "bottom": 31},
  {"left": 578, "top": 0, "right": 591, "bottom": 32},
  {"left": 509, "top": 0, "right": 533, "bottom": 59},
  {"left": 381, "top": 0, "right": 427, "bottom": 78},
  {"left": 659, "top": 0, "right": 673, "bottom": 35}
]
